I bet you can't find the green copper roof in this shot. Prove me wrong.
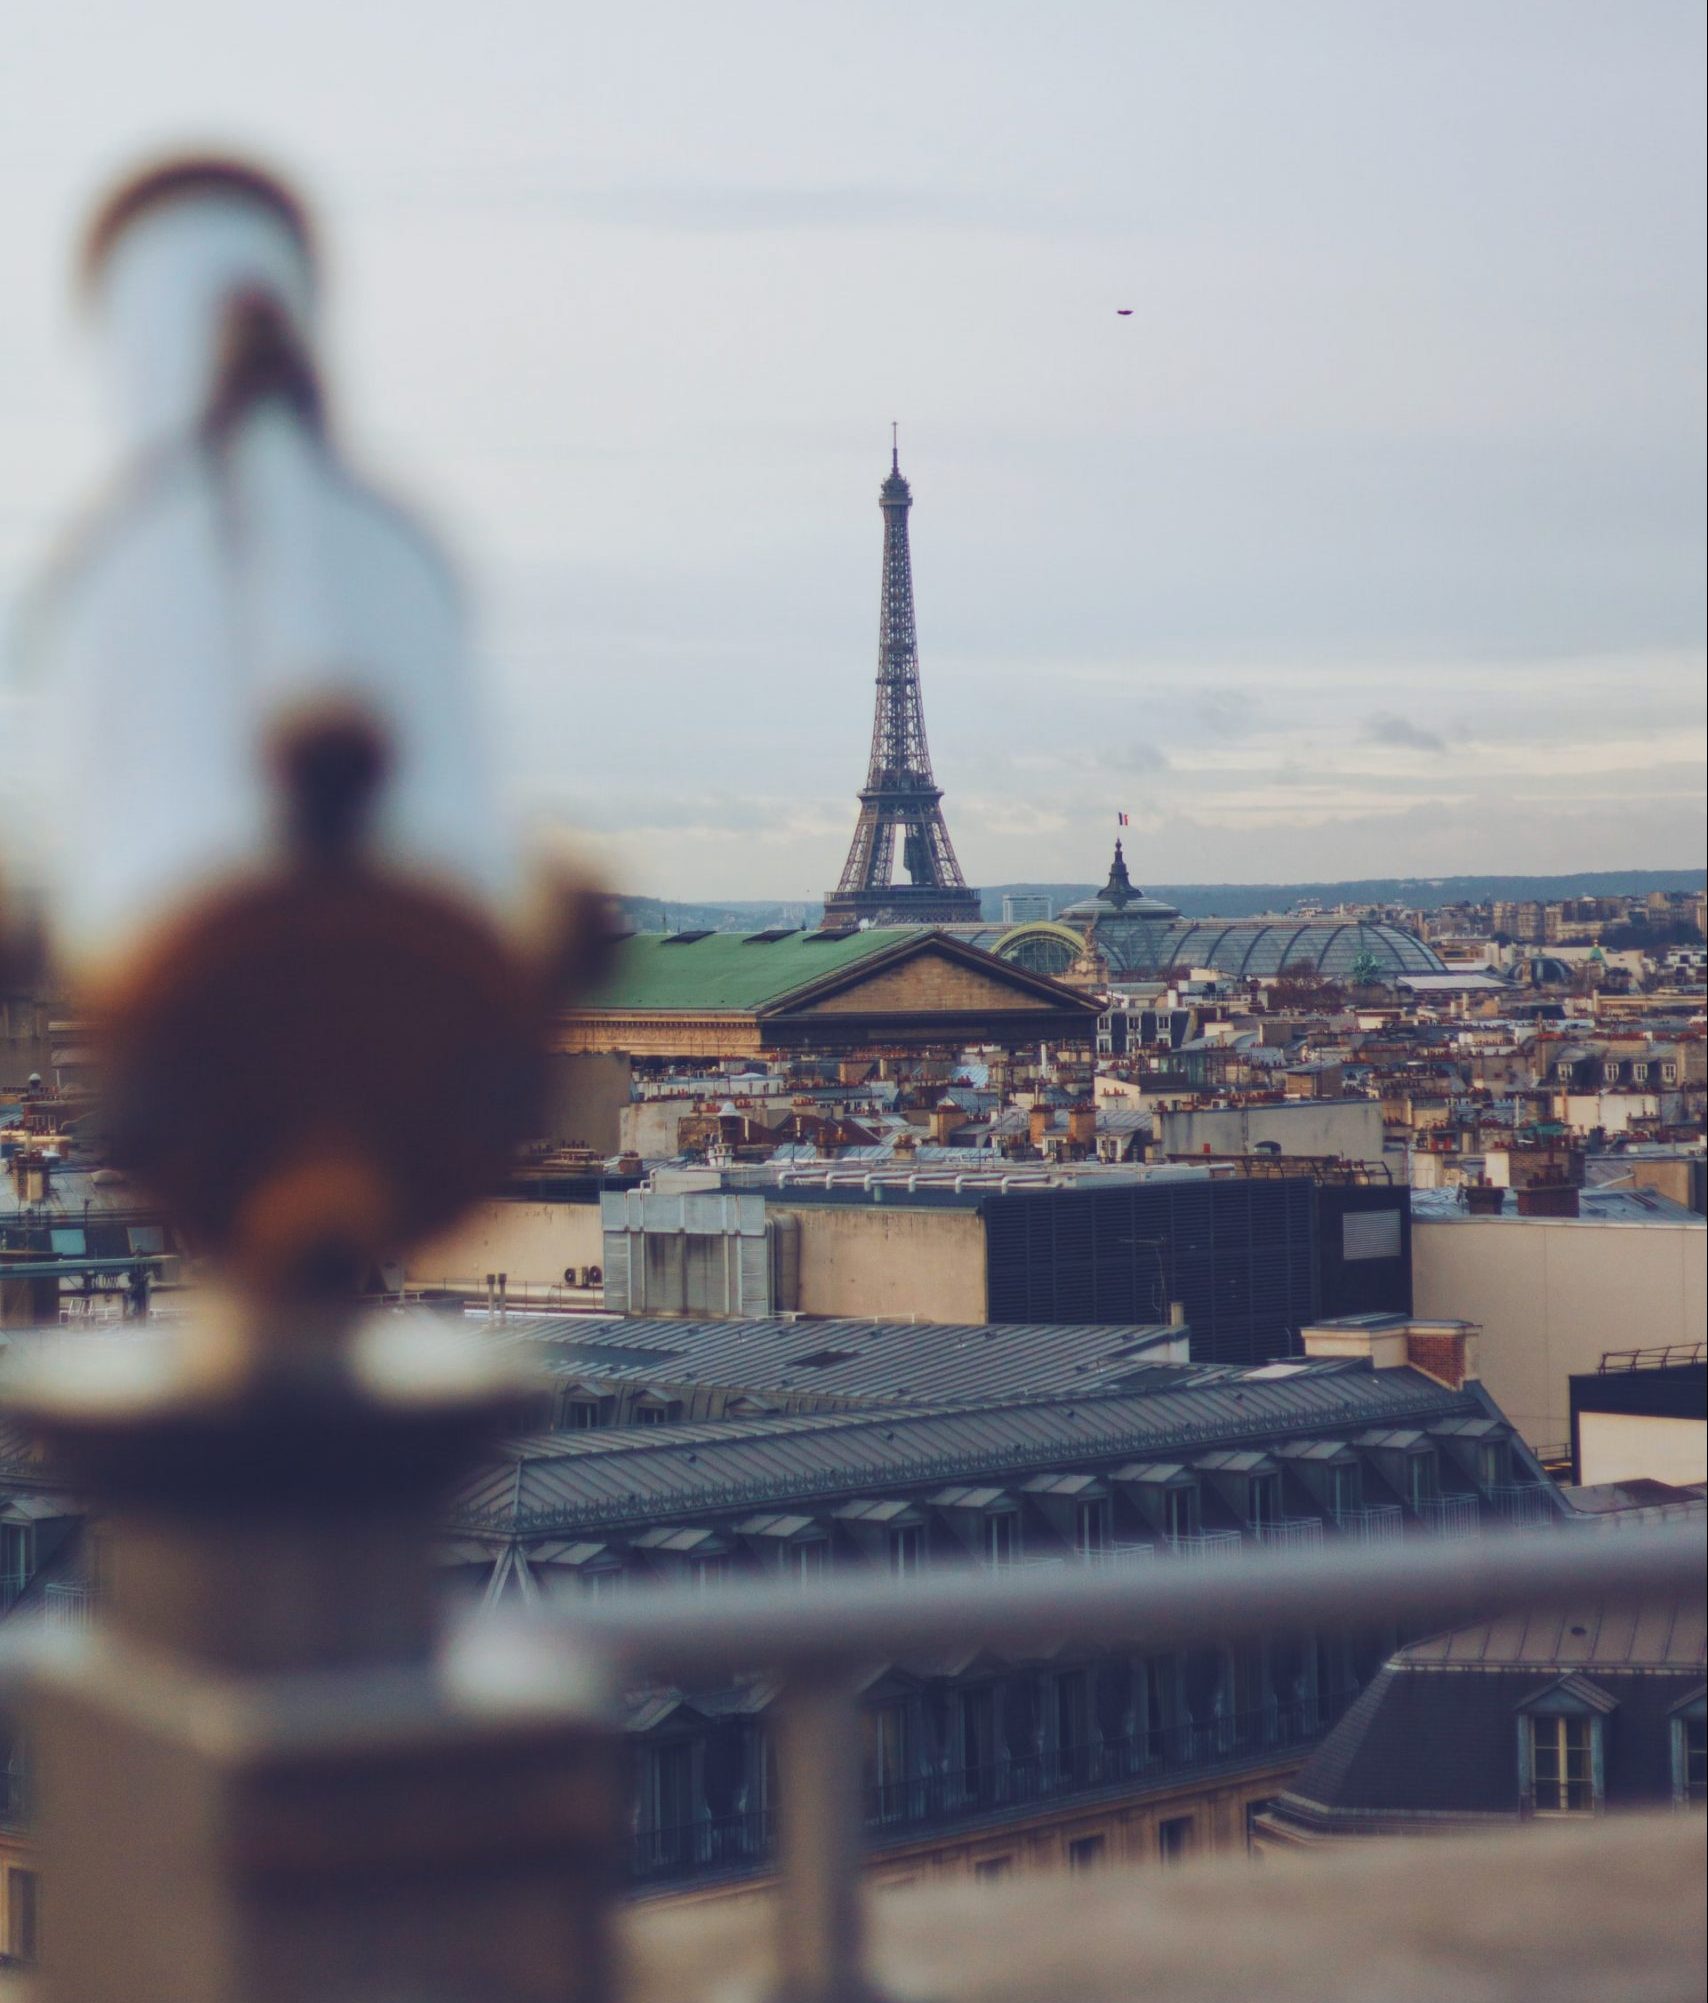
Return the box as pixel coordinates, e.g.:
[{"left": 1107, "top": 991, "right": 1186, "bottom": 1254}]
[{"left": 583, "top": 930, "right": 918, "bottom": 1013}]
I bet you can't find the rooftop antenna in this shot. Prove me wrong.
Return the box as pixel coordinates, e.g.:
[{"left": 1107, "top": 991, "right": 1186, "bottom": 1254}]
[{"left": 891, "top": 420, "right": 898, "bottom": 473}]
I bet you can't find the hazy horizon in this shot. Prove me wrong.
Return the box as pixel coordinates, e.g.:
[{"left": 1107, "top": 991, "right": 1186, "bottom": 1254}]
[{"left": 3, "top": 1, "right": 1703, "bottom": 900}]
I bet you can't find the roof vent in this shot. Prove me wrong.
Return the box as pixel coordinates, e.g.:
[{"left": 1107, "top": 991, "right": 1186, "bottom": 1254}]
[{"left": 662, "top": 930, "right": 714, "bottom": 945}]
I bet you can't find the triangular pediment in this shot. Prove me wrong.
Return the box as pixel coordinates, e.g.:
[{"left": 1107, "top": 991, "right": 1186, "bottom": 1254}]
[{"left": 774, "top": 940, "right": 1093, "bottom": 1019}]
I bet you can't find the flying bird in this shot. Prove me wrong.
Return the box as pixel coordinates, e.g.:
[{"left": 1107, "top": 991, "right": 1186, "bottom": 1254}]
[{"left": 1116, "top": 308, "right": 1133, "bottom": 315}]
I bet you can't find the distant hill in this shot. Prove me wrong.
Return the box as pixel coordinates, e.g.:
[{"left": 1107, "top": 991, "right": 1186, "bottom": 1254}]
[
  {"left": 616, "top": 869, "right": 1704, "bottom": 934},
  {"left": 975, "top": 869, "right": 1707, "bottom": 923}
]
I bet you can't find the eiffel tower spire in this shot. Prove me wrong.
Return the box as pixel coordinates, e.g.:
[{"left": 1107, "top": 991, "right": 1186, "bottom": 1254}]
[{"left": 822, "top": 437, "right": 981, "bottom": 927}]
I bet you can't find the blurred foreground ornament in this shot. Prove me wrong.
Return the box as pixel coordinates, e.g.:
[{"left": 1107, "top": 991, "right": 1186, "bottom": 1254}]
[
  {"left": 24, "top": 157, "right": 604, "bottom": 1321},
  {"left": 6, "top": 159, "right": 618, "bottom": 2003}
]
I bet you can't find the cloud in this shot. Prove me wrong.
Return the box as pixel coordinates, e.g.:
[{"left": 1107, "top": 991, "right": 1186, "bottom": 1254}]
[{"left": 1361, "top": 712, "right": 1447, "bottom": 753}]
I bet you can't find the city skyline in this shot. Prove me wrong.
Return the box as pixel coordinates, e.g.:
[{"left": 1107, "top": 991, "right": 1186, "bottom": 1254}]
[{"left": 1, "top": 1, "right": 1702, "bottom": 900}]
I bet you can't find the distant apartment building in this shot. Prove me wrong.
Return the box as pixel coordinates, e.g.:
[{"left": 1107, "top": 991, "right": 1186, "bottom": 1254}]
[
  {"left": 600, "top": 1165, "right": 1412, "bottom": 1365},
  {"left": 1410, "top": 1186, "right": 1707, "bottom": 1453},
  {"left": 1001, "top": 893, "right": 1054, "bottom": 925}
]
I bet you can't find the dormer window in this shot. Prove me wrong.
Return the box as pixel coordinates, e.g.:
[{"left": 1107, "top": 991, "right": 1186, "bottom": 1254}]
[
  {"left": 562, "top": 1397, "right": 600, "bottom": 1431},
  {"left": 1328, "top": 1465, "right": 1362, "bottom": 1518},
  {"left": 1249, "top": 1475, "right": 1281, "bottom": 1532},
  {"left": 0, "top": 1525, "right": 32, "bottom": 1606},
  {"left": 1529, "top": 1715, "right": 1596, "bottom": 1814},
  {"left": 1518, "top": 1675, "right": 1614, "bottom": 1817},
  {"left": 1405, "top": 1454, "right": 1438, "bottom": 1510},
  {"left": 1671, "top": 1694, "right": 1706, "bottom": 1809},
  {"left": 1075, "top": 1499, "right": 1109, "bottom": 1556},
  {"left": 985, "top": 1513, "right": 1018, "bottom": 1566},
  {"left": 1164, "top": 1485, "right": 1199, "bottom": 1542},
  {"left": 889, "top": 1526, "right": 923, "bottom": 1576}
]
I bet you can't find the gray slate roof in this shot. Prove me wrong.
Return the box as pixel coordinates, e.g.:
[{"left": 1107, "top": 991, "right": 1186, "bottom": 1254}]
[
  {"left": 480, "top": 1312, "right": 1196, "bottom": 1407},
  {"left": 451, "top": 1361, "right": 1493, "bottom": 1536}
]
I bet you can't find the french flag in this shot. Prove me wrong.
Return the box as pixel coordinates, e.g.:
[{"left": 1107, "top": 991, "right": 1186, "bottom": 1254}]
[{"left": 1117, "top": 811, "right": 1130, "bottom": 826}]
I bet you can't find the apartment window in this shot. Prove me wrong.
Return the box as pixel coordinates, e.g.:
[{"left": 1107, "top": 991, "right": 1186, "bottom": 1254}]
[
  {"left": 1662, "top": 1063, "right": 1678, "bottom": 1084},
  {"left": 793, "top": 1541, "right": 828, "bottom": 1580},
  {"left": 1158, "top": 1816, "right": 1196, "bottom": 1865},
  {"left": 5, "top": 1867, "right": 38, "bottom": 1966},
  {"left": 562, "top": 1398, "right": 600, "bottom": 1431},
  {"left": 1477, "top": 1442, "right": 1509, "bottom": 1491},
  {"left": 1328, "top": 1465, "right": 1361, "bottom": 1518},
  {"left": 888, "top": 1526, "right": 922, "bottom": 1576},
  {"left": 648, "top": 1741, "right": 694, "bottom": 1842},
  {"left": 1067, "top": 1833, "right": 1107, "bottom": 1873},
  {"left": 1164, "top": 1484, "right": 1198, "bottom": 1542},
  {"left": 985, "top": 1512, "right": 1018, "bottom": 1566},
  {"left": 1672, "top": 1711, "right": 1707, "bottom": 1808},
  {"left": 866, "top": 1702, "right": 912, "bottom": 1821},
  {"left": 1075, "top": 1498, "right": 1109, "bottom": 1556},
  {"left": 1529, "top": 1715, "right": 1597, "bottom": 1815},
  {"left": 584, "top": 1567, "right": 624, "bottom": 1601},
  {"left": 973, "top": 1854, "right": 1014, "bottom": 1881},
  {"left": 1055, "top": 1670, "right": 1091, "bottom": 1780},
  {"left": 1249, "top": 1474, "right": 1281, "bottom": 1532},
  {"left": 0, "top": 1524, "right": 32, "bottom": 1597},
  {"left": 690, "top": 1555, "right": 728, "bottom": 1594},
  {"left": 633, "top": 1403, "right": 669, "bottom": 1427},
  {"left": 1406, "top": 1454, "right": 1438, "bottom": 1510}
]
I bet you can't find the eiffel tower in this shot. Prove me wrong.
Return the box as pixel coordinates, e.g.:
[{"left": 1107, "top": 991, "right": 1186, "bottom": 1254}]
[{"left": 822, "top": 435, "right": 981, "bottom": 927}]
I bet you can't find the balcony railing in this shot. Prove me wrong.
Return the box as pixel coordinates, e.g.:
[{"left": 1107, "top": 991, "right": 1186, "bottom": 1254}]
[
  {"left": 1332, "top": 1504, "right": 1406, "bottom": 1544},
  {"left": 1417, "top": 1494, "right": 1482, "bottom": 1538},
  {"left": 1167, "top": 1530, "right": 1245, "bottom": 1561},
  {"left": 1487, "top": 1484, "right": 1558, "bottom": 1528},
  {"left": 44, "top": 1583, "right": 94, "bottom": 1628},
  {"left": 633, "top": 1697, "right": 1357, "bottom": 1884},
  {"left": 1256, "top": 1517, "right": 1325, "bottom": 1553}
]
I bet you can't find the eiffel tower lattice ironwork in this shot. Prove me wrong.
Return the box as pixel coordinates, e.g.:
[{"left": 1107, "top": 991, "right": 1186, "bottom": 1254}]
[{"left": 822, "top": 435, "right": 981, "bottom": 927}]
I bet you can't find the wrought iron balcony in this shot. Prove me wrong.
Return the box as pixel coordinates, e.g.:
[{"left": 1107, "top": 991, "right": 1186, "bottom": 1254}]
[
  {"left": 1417, "top": 1493, "right": 1483, "bottom": 1537},
  {"left": 1331, "top": 1503, "right": 1406, "bottom": 1543},
  {"left": 1256, "top": 1516, "right": 1326, "bottom": 1552}
]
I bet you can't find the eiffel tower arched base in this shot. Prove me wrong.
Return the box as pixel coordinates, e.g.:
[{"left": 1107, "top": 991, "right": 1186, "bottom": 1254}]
[{"left": 821, "top": 882, "right": 982, "bottom": 927}]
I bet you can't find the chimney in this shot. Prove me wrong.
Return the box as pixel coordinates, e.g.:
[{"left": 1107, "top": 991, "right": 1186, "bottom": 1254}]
[
  {"left": 1067, "top": 1101, "right": 1096, "bottom": 1151},
  {"left": 1463, "top": 1182, "right": 1505, "bottom": 1215},
  {"left": 1402, "top": 1321, "right": 1481, "bottom": 1390},
  {"left": 1168, "top": 1300, "right": 1187, "bottom": 1328},
  {"left": 1515, "top": 1184, "right": 1580, "bottom": 1219},
  {"left": 1028, "top": 1105, "right": 1051, "bottom": 1147},
  {"left": 931, "top": 1099, "right": 959, "bottom": 1144}
]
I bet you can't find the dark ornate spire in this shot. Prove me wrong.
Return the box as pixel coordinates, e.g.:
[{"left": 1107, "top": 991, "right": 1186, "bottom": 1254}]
[{"left": 1100, "top": 838, "right": 1135, "bottom": 909}]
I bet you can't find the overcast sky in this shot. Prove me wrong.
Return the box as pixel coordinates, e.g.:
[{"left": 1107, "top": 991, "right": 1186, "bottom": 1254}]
[{"left": 3, "top": 1, "right": 1703, "bottom": 900}]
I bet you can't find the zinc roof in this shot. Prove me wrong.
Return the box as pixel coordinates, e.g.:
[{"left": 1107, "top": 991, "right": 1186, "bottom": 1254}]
[
  {"left": 1399, "top": 1602, "right": 1706, "bottom": 1671},
  {"left": 451, "top": 1362, "right": 1489, "bottom": 1536},
  {"left": 481, "top": 1313, "right": 1198, "bottom": 1407}
]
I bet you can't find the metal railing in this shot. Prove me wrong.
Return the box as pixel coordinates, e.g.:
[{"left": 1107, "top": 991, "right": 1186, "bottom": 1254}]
[
  {"left": 559, "top": 1521, "right": 1706, "bottom": 2003},
  {"left": 1488, "top": 1484, "right": 1560, "bottom": 1528},
  {"left": 1332, "top": 1504, "right": 1406, "bottom": 1544},
  {"left": 43, "top": 1583, "right": 93, "bottom": 1628},
  {"left": 1167, "top": 1529, "right": 1245, "bottom": 1561},
  {"left": 1257, "top": 1517, "right": 1325, "bottom": 1552},
  {"left": 1598, "top": 1342, "right": 1705, "bottom": 1373},
  {"left": 1417, "top": 1494, "right": 1482, "bottom": 1537}
]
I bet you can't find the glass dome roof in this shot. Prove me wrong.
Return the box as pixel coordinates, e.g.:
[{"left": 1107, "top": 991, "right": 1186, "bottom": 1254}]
[{"left": 993, "top": 846, "right": 1446, "bottom": 982}]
